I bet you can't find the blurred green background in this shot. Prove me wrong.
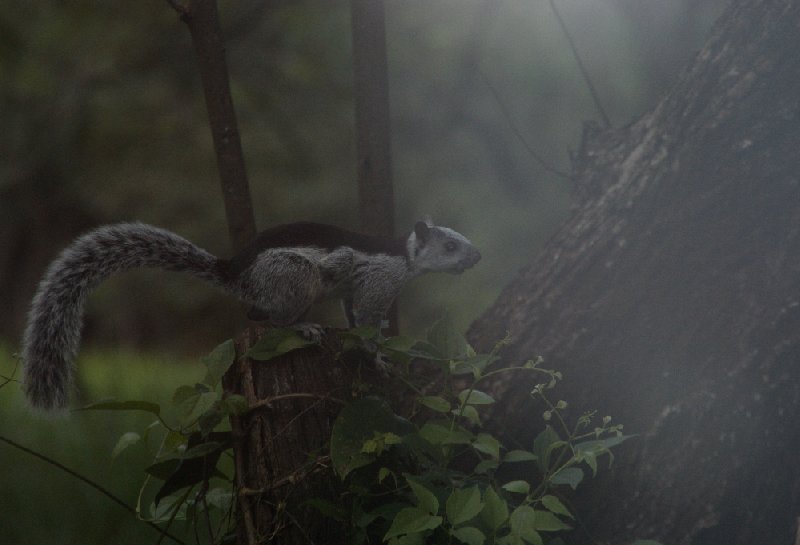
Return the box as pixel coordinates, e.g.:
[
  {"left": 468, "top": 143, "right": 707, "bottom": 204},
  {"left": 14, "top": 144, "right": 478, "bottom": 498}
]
[{"left": 0, "top": 0, "right": 726, "bottom": 542}]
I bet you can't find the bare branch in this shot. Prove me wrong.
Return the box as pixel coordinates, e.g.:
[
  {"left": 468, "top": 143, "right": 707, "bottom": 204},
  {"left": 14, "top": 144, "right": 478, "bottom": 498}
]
[
  {"left": 549, "top": 0, "right": 612, "bottom": 129},
  {"left": 478, "top": 68, "right": 572, "bottom": 181}
]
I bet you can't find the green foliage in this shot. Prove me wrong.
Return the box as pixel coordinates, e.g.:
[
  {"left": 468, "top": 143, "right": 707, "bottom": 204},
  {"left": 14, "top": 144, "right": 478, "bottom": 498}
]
[
  {"left": 30, "top": 325, "right": 658, "bottom": 545},
  {"left": 70, "top": 333, "right": 256, "bottom": 544},
  {"left": 323, "top": 319, "right": 650, "bottom": 545}
]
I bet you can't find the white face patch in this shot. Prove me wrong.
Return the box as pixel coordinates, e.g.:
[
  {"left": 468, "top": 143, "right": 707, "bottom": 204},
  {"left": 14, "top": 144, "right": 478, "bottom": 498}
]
[{"left": 407, "top": 224, "right": 481, "bottom": 275}]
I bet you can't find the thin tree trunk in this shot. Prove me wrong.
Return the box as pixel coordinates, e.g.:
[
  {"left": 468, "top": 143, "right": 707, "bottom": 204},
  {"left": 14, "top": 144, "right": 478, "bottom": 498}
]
[
  {"left": 469, "top": 1, "right": 800, "bottom": 544},
  {"left": 172, "top": 0, "right": 257, "bottom": 252},
  {"left": 350, "top": 0, "right": 398, "bottom": 334},
  {"left": 350, "top": 0, "right": 395, "bottom": 239}
]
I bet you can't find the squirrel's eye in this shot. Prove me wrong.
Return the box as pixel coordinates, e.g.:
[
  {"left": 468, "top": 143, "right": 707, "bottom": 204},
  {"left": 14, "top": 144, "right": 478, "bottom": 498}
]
[{"left": 445, "top": 241, "right": 458, "bottom": 252}]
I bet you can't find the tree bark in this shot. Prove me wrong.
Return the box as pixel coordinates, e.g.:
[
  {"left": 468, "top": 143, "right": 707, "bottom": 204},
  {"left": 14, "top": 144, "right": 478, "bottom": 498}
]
[
  {"left": 224, "top": 329, "right": 364, "bottom": 545},
  {"left": 469, "top": 1, "right": 800, "bottom": 544}
]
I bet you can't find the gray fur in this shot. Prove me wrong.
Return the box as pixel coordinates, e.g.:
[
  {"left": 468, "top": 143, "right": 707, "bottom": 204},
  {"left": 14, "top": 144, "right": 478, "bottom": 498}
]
[{"left": 22, "top": 220, "right": 480, "bottom": 410}]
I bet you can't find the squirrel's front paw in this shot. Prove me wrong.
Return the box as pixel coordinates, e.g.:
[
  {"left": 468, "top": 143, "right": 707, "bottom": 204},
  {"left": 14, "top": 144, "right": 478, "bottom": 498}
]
[
  {"left": 293, "top": 322, "right": 325, "bottom": 343},
  {"left": 374, "top": 352, "right": 392, "bottom": 376}
]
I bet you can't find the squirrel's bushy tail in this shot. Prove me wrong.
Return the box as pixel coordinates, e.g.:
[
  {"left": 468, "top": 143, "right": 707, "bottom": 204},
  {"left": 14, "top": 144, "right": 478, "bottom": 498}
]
[{"left": 22, "top": 223, "right": 223, "bottom": 411}]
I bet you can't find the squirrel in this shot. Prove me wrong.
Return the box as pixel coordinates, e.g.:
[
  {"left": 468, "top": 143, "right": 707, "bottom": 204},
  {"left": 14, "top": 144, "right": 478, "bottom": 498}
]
[{"left": 21, "top": 218, "right": 481, "bottom": 411}]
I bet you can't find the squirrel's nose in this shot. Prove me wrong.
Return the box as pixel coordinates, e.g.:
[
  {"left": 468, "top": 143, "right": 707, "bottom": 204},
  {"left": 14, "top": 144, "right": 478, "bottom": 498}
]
[{"left": 471, "top": 248, "right": 482, "bottom": 265}]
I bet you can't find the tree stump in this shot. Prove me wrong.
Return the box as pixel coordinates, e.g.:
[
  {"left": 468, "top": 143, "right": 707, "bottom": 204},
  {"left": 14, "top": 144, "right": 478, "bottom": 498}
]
[{"left": 223, "top": 327, "right": 364, "bottom": 545}]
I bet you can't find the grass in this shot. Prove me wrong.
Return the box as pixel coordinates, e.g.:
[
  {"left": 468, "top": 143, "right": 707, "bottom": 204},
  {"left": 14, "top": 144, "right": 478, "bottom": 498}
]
[{"left": 0, "top": 343, "right": 214, "bottom": 545}]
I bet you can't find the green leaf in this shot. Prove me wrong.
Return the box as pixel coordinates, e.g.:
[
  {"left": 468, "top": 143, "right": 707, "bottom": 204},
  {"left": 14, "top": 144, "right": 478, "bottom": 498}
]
[
  {"left": 198, "top": 409, "right": 223, "bottom": 437},
  {"left": 219, "top": 394, "right": 249, "bottom": 415},
  {"left": 419, "top": 422, "right": 473, "bottom": 446},
  {"left": 111, "top": 432, "right": 140, "bottom": 460},
  {"left": 510, "top": 506, "right": 543, "bottom": 545},
  {"left": 172, "top": 385, "right": 198, "bottom": 406},
  {"left": 550, "top": 467, "right": 584, "bottom": 490},
  {"left": 573, "top": 434, "right": 633, "bottom": 474},
  {"left": 146, "top": 459, "right": 181, "bottom": 480},
  {"left": 451, "top": 526, "right": 486, "bottom": 545},
  {"left": 78, "top": 399, "right": 160, "bottom": 416},
  {"left": 407, "top": 477, "right": 439, "bottom": 515},
  {"left": 454, "top": 405, "right": 481, "bottom": 426},
  {"left": 202, "top": 339, "right": 235, "bottom": 386},
  {"left": 391, "top": 532, "right": 426, "bottom": 545},
  {"left": 582, "top": 450, "right": 598, "bottom": 476},
  {"left": 175, "top": 391, "right": 218, "bottom": 427},
  {"left": 450, "top": 354, "right": 497, "bottom": 377},
  {"left": 150, "top": 493, "right": 189, "bottom": 522},
  {"left": 532, "top": 426, "right": 562, "bottom": 472},
  {"left": 540, "top": 495, "right": 573, "bottom": 519},
  {"left": 419, "top": 396, "right": 451, "bottom": 413},
  {"left": 382, "top": 336, "right": 445, "bottom": 362},
  {"left": 573, "top": 434, "right": 632, "bottom": 454},
  {"left": 205, "top": 488, "right": 233, "bottom": 511},
  {"left": 472, "top": 433, "right": 501, "bottom": 460},
  {"left": 330, "top": 397, "right": 414, "bottom": 478},
  {"left": 305, "top": 498, "right": 348, "bottom": 522},
  {"left": 532, "top": 510, "right": 571, "bottom": 532},
  {"left": 446, "top": 486, "right": 483, "bottom": 527},
  {"left": 503, "top": 450, "right": 538, "bottom": 463},
  {"left": 480, "top": 487, "right": 509, "bottom": 530},
  {"left": 495, "top": 536, "right": 524, "bottom": 545},
  {"left": 427, "top": 316, "right": 470, "bottom": 359},
  {"left": 382, "top": 335, "right": 418, "bottom": 353},
  {"left": 341, "top": 326, "right": 379, "bottom": 340},
  {"left": 178, "top": 441, "right": 225, "bottom": 460},
  {"left": 458, "top": 389, "right": 496, "bottom": 405},
  {"left": 356, "top": 502, "right": 406, "bottom": 528},
  {"left": 474, "top": 460, "right": 499, "bottom": 475},
  {"left": 246, "top": 328, "right": 317, "bottom": 361},
  {"left": 151, "top": 432, "right": 231, "bottom": 505},
  {"left": 384, "top": 507, "right": 442, "bottom": 540},
  {"left": 162, "top": 430, "right": 188, "bottom": 455},
  {"left": 502, "top": 480, "right": 530, "bottom": 495},
  {"left": 378, "top": 467, "right": 392, "bottom": 484}
]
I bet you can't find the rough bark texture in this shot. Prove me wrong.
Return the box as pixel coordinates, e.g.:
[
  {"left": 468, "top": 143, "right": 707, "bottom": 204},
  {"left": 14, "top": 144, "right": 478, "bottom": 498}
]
[
  {"left": 468, "top": 1, "right": 800, "bottom": 544},
  {"left": 225, "top": 328, "right": 368, "bottom": 545}
]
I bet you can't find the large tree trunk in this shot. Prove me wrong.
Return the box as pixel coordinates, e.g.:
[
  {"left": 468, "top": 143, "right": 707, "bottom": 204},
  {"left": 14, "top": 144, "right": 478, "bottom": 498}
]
[{"left": 469, "top": 1, "right": 800, "bottom": 544}]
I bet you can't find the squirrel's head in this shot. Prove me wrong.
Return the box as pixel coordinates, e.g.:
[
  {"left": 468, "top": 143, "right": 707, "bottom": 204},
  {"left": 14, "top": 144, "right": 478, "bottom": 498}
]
[{"left": 406, "top": 218, "right": 481, "bottom": 275}]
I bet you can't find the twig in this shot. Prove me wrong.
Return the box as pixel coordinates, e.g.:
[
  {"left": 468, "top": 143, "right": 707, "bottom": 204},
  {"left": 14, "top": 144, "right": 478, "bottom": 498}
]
[
  {"left": 248, "top": 393, "right": 346, "bottom": 412},
  {"left": 549, "top": 0, "right": 611, "bottom": 129},
  {"left": 229, "top": 354, "right": 259, "bottom": 545},
  {"left": 0, "top": 434, "right": 189, "bottom": 545},
  {"left": 477, "top": 69, "right": 572, "bottom": 181},
  {"left": 238, "top": 456, "right": 330, "bottom": 496},
  {"left": 0, "top": 356, "right": 20, "bottom": 388}
]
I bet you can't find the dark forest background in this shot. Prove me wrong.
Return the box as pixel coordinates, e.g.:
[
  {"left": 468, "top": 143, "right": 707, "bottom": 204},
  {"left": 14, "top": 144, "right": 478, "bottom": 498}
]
[{"left": 0, "top": 0, "right": 726, "bottom": 353}]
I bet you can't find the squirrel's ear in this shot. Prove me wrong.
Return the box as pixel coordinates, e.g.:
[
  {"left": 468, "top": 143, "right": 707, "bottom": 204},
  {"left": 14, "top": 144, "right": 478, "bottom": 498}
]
[
  {"left": 414, "top": 221, "right": 430, "bottom": 243},
  {"left": 423, "top": 215, "right": 434, "bottom": 227}
]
